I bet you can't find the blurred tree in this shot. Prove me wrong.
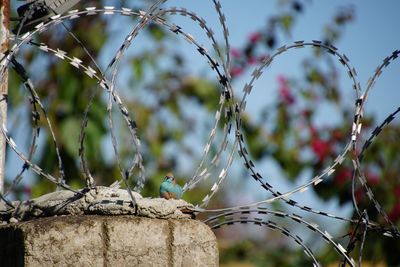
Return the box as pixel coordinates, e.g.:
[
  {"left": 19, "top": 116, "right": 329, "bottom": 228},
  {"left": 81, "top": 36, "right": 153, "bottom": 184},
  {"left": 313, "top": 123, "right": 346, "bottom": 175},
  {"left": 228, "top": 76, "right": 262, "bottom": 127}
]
[{"left": 226, "top": 0, "right": 400, "bottom": 265}]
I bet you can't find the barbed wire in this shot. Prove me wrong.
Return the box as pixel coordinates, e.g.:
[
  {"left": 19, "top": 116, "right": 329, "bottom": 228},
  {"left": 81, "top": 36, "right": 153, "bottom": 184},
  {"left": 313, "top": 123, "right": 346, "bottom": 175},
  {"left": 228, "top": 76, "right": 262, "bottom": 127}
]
[{"left": 0, "top": 0, "right": 399, "bottom": 265}]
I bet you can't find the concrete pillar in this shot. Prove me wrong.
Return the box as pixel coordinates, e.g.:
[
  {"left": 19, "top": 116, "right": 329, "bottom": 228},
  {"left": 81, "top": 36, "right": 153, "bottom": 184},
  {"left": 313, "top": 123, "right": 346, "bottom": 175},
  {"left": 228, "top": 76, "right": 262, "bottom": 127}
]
[{"left": 0, "top": 215, "right": 218, "bottom": 267}]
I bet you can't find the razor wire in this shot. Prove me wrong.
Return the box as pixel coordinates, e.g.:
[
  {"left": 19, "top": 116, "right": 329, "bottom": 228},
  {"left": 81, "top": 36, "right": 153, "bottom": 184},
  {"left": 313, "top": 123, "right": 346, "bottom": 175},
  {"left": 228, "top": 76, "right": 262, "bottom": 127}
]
[
  {"left": 1, "top": 4, "right": 235, "bottom": 206},
  {"left": 0, "top": 0, "right": 399, "bottom": 265}
]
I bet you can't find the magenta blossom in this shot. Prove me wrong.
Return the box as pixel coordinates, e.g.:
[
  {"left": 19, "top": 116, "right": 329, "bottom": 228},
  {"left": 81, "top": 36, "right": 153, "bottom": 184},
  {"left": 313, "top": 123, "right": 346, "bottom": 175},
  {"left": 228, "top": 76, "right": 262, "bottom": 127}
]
[
  {"left": 277, "top": 75, "right": 295, "bottom": 105},
  {"left": 230, "top": 48, "right": 242, "bottom": 59},
  {"left": 249, "top": 32, "right": 262, "bottom": 44},
  {"left": 230, "top": 66, "right": 244, "bottom": 77},
  {"left": 311, "top": 137, "right": 331, "bottom": 162}
]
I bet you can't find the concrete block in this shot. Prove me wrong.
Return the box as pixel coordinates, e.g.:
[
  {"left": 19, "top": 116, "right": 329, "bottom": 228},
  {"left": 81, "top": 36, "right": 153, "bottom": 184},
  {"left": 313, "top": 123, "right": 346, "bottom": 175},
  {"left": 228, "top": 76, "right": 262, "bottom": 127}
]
[
  {"left": 0, "top": 215, "right": 218, "bottom": 267},
  {"left": 171, "top": 219, "right": 219, "bottom": 267},
  {"left": 104, "top": 216, "right": 170, "bottom": 266}
]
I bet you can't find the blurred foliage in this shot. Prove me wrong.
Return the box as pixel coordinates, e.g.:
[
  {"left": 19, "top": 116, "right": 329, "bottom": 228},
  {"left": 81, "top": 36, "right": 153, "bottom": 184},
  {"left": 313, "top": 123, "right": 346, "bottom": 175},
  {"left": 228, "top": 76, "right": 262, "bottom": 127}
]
[
  {"left": 219, "top": 240, "right": 311, "bottom": 267},
  {"left": 4, "top": 0, "right": 400, "bottom": 265}
]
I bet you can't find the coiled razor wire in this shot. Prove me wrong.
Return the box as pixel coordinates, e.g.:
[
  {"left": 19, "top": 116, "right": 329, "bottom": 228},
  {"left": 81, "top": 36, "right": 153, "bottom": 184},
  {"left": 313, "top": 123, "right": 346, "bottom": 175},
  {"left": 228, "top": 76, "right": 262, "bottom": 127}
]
[
  {"left": 1, "top": 4, "right": 236, "bottom": 209},
  {"left": 0, "top": 1, "right": 399, "bottom": 265},
  {"left": 351, "top": 49, "right": 400, "bottom": 236}
]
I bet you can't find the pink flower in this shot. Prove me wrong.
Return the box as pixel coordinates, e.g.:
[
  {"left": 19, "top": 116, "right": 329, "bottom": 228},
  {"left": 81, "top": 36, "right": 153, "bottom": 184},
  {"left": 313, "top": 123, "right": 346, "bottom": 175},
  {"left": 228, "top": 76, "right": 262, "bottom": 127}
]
[
  {"left": 230, "top": 66, "right": 244, "bottom": 77},
  {"left": 230, "top": 48, "right": 241, "bottom": 59},
  {"left": 247, "top": 56, "right": 258, "bottom": 65},
  {"left": 249, "top": 32, "right": 262, "bottom": 43},
  {"left": 277, "top": 75, "right": 288, "bottom": 86},
  {"left": 355, "top": 188, "right": 364, "bottom": 202},
  {"left": 277, "top": 75, "right": 295, "bottom": 105},
  {"left": 334, "top": 168, "right": 352, "bottom": 186},
  {"left": 311, "top": 138, "right": 331, "bottom": 162},
  {"left": 389, "top": 202, "right": 400, "bottom": 222},
  {"left": 279, "top": 86, "right": 295, "bottom": 105}
]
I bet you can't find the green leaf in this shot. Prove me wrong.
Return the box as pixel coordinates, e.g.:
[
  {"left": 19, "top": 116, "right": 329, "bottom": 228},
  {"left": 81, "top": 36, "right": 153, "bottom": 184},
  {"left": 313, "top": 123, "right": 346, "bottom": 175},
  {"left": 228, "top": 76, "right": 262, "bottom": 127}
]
[
  {"left": 148, "top": 23, "right": 166, "bottom": 41},
  {"left": 132, "top": 58, "right": 144, "bottom": 80},
  {"left": 280, "top": 14, "right": 293, "bottom": 32},
  {"left": 60, "top": 118, "right": 81, "bottom": 156},
  {"left": 83, "top": 120, "right": 104, "bottom": 161},
  {"left": 181, "top": 78, "right": 220, "bottom": 111}
]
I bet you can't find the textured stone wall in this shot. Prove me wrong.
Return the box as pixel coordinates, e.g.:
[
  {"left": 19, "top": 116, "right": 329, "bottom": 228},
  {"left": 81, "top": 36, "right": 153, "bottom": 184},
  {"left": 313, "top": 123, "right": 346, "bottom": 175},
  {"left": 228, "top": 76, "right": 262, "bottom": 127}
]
[{"left": 0, "top": 215, "right": 218, "bottom": 267}]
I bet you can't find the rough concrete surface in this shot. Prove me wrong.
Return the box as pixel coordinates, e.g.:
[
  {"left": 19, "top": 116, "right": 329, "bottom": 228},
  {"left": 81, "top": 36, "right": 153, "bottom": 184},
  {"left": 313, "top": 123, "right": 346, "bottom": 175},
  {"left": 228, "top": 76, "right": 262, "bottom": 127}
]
[
  {"left": 0, "top": 215, "right": 218, "bottom": 267},
  {"left": 171, "top": 219, "right": 219, "bottom": 267},
  {"left": 0, "top": 186, "right": 195, "bottom": 222}
]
